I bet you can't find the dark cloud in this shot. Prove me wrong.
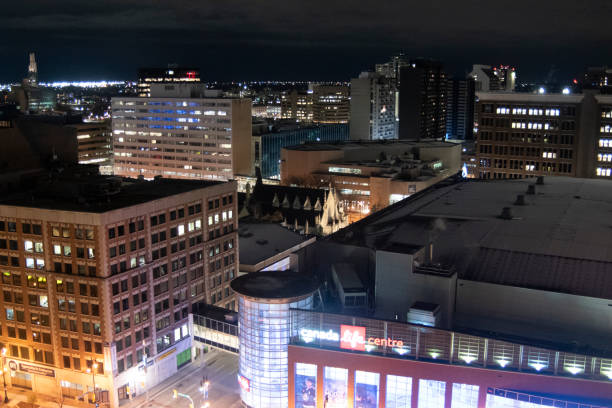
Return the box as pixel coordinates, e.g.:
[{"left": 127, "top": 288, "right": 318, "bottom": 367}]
[{"left": 1, "top": 0, "right": 611, "bottom": 81}]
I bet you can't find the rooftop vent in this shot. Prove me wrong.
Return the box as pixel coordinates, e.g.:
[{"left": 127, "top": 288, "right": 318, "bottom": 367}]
[
  {"left": 536, "top": 176, "right": 545, "bottom": 185},
  {"left": 526, "top": 184, "right": 536, "bottom": 195},
  {"left": 499, "top": 207, "right": 513, "bottom": 220},
  {"left": 514, "top": 194, "right": 526, "bottom": 206}
]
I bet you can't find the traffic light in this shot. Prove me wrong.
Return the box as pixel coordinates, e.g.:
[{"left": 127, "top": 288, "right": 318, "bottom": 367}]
[{"left": 172, "top": 389, "right": 178, "bottom": 399}]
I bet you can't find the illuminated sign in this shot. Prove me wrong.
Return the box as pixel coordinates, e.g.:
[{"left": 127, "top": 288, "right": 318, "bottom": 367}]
[
  {"left": 340, "top": 325, "right": 366, "bottom": 351},
  {"left": 16, "top": 362, "right": 55, "bottom": 377},
  {"left": 300, "top": 329, "right": 340, "bottom": 343},
  {"left": 300, "top": 325, "right": 406, "bottom": 353},
  {"left": 237, "top": 374, "right": 250, "bottom": 392}
]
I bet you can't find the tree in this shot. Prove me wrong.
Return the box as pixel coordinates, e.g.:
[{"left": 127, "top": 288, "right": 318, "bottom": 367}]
[{"left": 27, "top": 392, "right": 37, "bottom": 408}]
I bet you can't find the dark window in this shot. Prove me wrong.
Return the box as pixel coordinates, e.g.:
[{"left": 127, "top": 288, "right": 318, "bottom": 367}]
[
  {"left": 117, "top": 225, "right": 125, "bottom": 236},
  {"left": 108, "top": 228, "right": 116, "bottom": 239}
]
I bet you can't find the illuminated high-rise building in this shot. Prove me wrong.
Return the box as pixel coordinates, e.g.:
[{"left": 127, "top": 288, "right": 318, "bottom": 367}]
[
  {"left": 112, "top": 84, "right": 252, "bottom": 180},
  {"left": 398, "top": 59, "right": 447, "bottom": 140},
  {"left": 475, "top": 90, "right": 612, "bottom": 179},
  {"left": 446, "top": 78, "right": 475, "bottom": 140},
  {"left": 0, "top": 170, "right": 238, "bottom": 408},
  {"left": 350, "top": 72, "right": 397, "bottom": 140}
]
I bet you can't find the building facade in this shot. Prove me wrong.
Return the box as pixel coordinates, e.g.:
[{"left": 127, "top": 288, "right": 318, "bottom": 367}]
[
  {"left": 0, "top": 175, "right": 238, "bottom": 408},
  {"left": 311, "top": 84, "right": 350, "bottom": 124},
  {"left": 398, "top": 59, "right": 447, "bottom": 141},
  {"left": 231, "top": 271, "right": 320, "bottom": 408},
  {"left": 475, "top": 91, "right": 612, "bottom": 179},
  {"left": 253, "top": 124, "right": 349, "bottom": 179},
  {"left": 136, "top": 67, "right": 200, "bottom": 98},
  {"left": 288, "top": 309, "right": 612, "bottom": 408},
  {"left": 280, "top": 140, "right": 461, "bottom": 218},
  {"left": 469, "top": 64, "right": 517, "bottom": 92},
  {"left": 446, "top": 78, "right": 475, "bottom": 140},
  {"left": 69, "top": 121, "right": 113, "bottom": 173},
  {"left": 350, "top": 73, "right": 397, "bottom": 140},
  {"left": 112, "top": 88, "right": 252, "bottom": 180}
]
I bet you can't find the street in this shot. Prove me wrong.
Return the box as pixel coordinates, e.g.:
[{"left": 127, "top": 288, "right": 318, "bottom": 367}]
[{"left": 130, "top": 349, "right": 241, "bottom": 408}]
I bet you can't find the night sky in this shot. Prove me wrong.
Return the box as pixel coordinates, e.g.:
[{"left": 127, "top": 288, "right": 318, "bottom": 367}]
[{"left": 2, "top": 0, "right": 611, "bottom": 83}]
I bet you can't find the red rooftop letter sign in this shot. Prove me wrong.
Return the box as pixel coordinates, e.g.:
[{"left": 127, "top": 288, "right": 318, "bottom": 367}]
[{"left": 340, "top": 325, "right": 366, "bottom": 351}]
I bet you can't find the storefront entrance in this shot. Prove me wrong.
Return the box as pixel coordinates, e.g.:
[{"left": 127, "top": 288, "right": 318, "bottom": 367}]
[{"left": 12, "top": 372, "right": 32, "bottom": 390}]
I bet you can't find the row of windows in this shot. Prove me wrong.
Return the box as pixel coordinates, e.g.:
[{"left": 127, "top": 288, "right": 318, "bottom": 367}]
[
  {"left": 115, "top": 312, "right": 149, "bottom": 334},
  {"left": 113, "top": 292, "right": 149, "bottom": 315},
  {"left": 51, "top": 226, "right": 95, "bottom": 240},
  {"left": 0, "top": 221, "right": 42, "bottom": 235},
  {"left": 108, "top": 220, "right": 145, "bottom": 239}
]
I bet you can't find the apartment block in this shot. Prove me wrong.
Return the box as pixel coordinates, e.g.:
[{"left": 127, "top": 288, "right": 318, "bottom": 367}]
[
  {"left": 112, "top": 85, "right": 252, "bottom": 180},
  {"left": 0, "top": 171, "right": 238, "bottom": 408}
]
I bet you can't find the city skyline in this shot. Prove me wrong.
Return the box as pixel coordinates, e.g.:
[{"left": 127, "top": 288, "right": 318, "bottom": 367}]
[{"left": 1, "top": 1, "right": 612, "bottom": 82}]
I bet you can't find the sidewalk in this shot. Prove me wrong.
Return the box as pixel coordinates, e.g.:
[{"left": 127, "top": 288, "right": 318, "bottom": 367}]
[
  {"left": 118, "top": 349, "right": 217, "bottom": 408},
  {"left": 2, "top": 386, "right": 82, "bottom": 408},
  {"left": 1, "top": 350, "right": 218, "bottom": 408}
]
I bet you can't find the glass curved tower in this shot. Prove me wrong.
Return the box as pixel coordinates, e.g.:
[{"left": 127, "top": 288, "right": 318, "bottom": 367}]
[{"left": 231, "top": 271, "right": 320, "bottom": 408}]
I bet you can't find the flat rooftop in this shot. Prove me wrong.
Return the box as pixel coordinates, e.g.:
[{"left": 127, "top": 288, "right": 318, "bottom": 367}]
[
  {"left": 284, "top": 139, "right": 456, "bottom": 152},
  {"left": 330, "top": 176, "right": 612, "bottom": 299},
  {"left": 239, "top": 222, "right": 313, "bottom": 266},
  {"left": 0, "top": 170, "right": 224, "bottom": 213},
  {"left": 230, "top": 270, "right": 320, "bottom": 300}
]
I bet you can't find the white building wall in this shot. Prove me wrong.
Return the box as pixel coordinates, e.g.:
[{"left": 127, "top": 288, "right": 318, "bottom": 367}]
[{"left": 374, "top": 250, "right": 455, "bottom": 328}]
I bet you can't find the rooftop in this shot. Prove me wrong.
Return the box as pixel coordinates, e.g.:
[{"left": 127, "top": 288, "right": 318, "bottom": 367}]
[
  {"left": 284, "top": 139, "right": 456, "bottom": 152},
  {"left": 239, "top": 222, "right": 314, "bottom": 266},
  {"left": 330, "top": 176, "right": 612, "bottom": 299},
  {"left": 0, "top": 168, "right": 224, "bottom": 213},
  {"left": 230, "top": 271, "right": 320, "bottom": 300}
]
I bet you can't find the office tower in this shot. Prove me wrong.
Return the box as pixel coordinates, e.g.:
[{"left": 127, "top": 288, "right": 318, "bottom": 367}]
[
  {"left": 0, "top": 170, "right": 237, "bottom": 408},
  {"left": 474, "top": 91, "right": 612, "bottom": 179},
  {"left": 398, "top": 59, "right": 447, "bottom": 140},
  {"left": 469, "top": 64, "right": 517, "bottom": 92},
  {"left": 112, "top": 84, "right": 252, "bottom": 181},
  {"left": 311, "top": 84, "right": 350, "bottom": 124},
  {"left": 136, "top": 67, "right": 200, "bottom": 97},
  {"left": 280, "top": 90, "right": 313, "bottom": 122},
  {"left": 350, "top": 72, "right": 397, "bottom": 140},
  {"left": 446, "top": 78, "right": 475, "bottom": 140}
]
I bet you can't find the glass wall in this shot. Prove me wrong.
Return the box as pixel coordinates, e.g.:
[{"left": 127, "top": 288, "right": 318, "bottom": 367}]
[
  {"left": 418, "top": 379, "right": 446, "bottom": 408},
  {"left": 386, "top": 375, "right": 412, "bottom": 408},
  {"left": 355, "top": 370, "right": 379, "bottom": 408},
  {"left": 323, "top": 366, "right": 348, "bottom": 408},
  {"left": 260, "top": 124, "right": 349, "bottom": 178},
  {"left": 238, "top": 295, "right": 313, "bottom": 408},
  {"left": 295, "top": 363, "right": 317, "bottom": 408},
  {"left": 451, "top": 383, "right": 479, "bottom": 408}
]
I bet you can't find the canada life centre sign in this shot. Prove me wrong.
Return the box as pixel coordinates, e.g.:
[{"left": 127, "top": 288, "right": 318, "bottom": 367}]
[{"left": 300, "top": 324, "right": 404, "bottom": 352}]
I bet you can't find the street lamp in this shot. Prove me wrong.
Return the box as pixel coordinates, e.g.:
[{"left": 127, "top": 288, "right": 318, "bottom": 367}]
[
  {"left": 86, "top": 362, "right": 98, "bottom": 406},
  {"left": 1, "top": 348, "right": 8, "bottom": 403}
]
